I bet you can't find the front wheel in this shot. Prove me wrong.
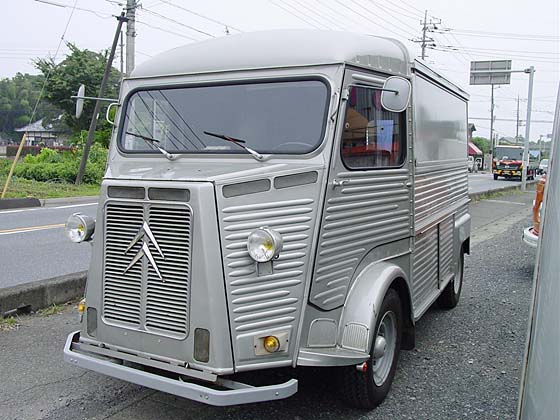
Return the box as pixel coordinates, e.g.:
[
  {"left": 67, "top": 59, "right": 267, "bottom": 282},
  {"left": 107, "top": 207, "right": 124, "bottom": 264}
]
[
  {"left": 493, "top": 174, "right": 499, "bottom": 180},
  {"left": 438, "top": 252, "right": 464, "bottom": 309},
  {"left": 339, "top": 289, "right": 402, "bottom": 409}
]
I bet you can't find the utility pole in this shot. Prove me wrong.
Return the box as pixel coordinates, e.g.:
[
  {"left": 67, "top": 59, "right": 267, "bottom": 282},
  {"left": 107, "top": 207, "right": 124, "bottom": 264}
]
[
  {"left": 490, "top": 84, "right": 495, "bottom": 158},
  {"left": 516, "top": 94, "right": 520, "bottom": 142},
  {"left": 126, "top": 0, "right": 137, "bottom": 75},
  {"left": 521, "top": 66, "right": 535, "bottom": 192},
  {"left": 412, "top": 11, "right": 439, "bottom": 60},
  {"left": 119, "top": 30, "right": 124, "bottom": 76},
  {"left": 76, "top": 13, "right": 128, "bottom": 185},
  {"left": 420, "top": 10, "right": 428, "bottom": 60}
]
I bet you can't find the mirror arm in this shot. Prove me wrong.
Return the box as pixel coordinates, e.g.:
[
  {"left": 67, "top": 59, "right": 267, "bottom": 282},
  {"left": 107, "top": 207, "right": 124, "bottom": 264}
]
[{"left": 378, "top": 88, "right": 400, "bottom": 95}]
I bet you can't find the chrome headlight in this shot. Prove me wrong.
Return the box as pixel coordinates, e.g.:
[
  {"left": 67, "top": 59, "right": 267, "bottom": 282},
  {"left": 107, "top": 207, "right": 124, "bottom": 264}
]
[
  {"left": 247, "top": 228, "right": 283, "bottom": 263},
  {"left": 65, "top": 213, "right": 95, "bottom": 243}
]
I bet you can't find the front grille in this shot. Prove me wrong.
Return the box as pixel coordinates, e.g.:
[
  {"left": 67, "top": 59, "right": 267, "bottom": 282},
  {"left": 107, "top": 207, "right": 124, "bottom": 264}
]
[{"left": 102, "top": 199, "right": 192, "bottom": 338}]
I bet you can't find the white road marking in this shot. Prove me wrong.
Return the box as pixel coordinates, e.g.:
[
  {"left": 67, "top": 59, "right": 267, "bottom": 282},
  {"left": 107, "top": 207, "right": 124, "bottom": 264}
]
[{"left": 0, "top": 202, "right": 97, "bottom": 214}]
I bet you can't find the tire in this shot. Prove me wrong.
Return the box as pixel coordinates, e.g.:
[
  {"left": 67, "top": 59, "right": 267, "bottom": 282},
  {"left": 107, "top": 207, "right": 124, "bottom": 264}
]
[
  {"left": 339, "top": 289, "right": 402, "bottom": 409},
  {"left": 438, "top": 252, "right": 464, "bottom": 309},
  {"left": 493, "top": 174, "right": 499, "bottom": 180}
]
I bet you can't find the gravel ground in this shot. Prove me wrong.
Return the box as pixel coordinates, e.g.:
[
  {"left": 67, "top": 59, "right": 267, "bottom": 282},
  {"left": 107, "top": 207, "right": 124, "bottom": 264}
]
[{"left": 0, "top": 215, "right": 535, "bottom": 420}]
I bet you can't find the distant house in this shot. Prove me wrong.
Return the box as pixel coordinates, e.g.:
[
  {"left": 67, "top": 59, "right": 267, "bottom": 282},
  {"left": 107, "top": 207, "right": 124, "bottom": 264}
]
[
  {"left": 467, "top": 123, "right": 476, "bottom": 142},
  {"left": 14, "top": 119, "right": 67, "bottom": 146}
]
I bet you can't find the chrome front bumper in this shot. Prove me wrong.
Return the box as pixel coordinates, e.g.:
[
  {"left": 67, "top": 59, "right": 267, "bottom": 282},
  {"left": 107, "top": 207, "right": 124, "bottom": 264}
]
[
  {"left": 64, "top": 331, "right": 298, "bottom": 406},
  {"left": 522, "top": 227, "right": 538, "bottom": 248}
]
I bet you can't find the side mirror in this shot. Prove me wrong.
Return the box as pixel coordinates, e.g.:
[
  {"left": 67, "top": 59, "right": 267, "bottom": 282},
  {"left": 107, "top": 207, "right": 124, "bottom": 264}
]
[
  {"left": 75, "top": 84, "right": 85, "bottom": 118},
  {"left": 380, "top": 76, "right": 411, "bottom": 113}
]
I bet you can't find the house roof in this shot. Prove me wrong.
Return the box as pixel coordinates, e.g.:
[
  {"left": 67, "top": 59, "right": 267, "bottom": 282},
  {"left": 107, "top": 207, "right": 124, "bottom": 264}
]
[
  {"left": 14, "top": 119, "right": 54, "bottom": 133},
  {"left": 468, "top": 141, "right": 483, "bottom": 155}
]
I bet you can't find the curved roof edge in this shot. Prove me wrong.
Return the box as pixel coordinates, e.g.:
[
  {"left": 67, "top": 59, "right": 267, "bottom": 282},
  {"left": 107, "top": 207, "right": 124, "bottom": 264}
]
[{"left": 131, "top": 30, "right": 411, "bottom": 78}]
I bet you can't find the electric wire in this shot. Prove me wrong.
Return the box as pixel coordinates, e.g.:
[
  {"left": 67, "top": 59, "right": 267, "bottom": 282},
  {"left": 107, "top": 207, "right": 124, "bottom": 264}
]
[
  {"left": 334, "top": 0, "right": 410, "bottom": 39},
  {"left": 286, "top": 0, "right": 342, "bottom": 30},
  {"left": 268, "top": 0, "right": 323, "bottom": 29},
  {"left": 344, "top": 0, "right": 417, "bottom": 38},
  {"left": 158, "top": 0, "right": 243, "bottom": 33},
  {"left": 140, "top": 7, "right": 216, "bottom": 38}
]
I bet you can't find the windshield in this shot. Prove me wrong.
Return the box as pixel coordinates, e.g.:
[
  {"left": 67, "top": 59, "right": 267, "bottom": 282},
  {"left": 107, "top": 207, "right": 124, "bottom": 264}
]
[{"left": 120, "top": 80, "right": 329, "bottom": 155}]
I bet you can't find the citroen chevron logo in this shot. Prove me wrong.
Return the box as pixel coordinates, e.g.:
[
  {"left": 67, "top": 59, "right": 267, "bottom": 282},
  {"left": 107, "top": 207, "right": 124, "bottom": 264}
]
[{"left": 123, "top": 221, "right": 165, "bottom": 280}]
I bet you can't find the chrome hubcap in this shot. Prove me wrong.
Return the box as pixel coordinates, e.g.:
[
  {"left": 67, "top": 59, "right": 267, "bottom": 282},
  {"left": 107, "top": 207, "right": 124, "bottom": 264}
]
[{"left": 372, "top": 311, "right": 397, "bottom": 386}]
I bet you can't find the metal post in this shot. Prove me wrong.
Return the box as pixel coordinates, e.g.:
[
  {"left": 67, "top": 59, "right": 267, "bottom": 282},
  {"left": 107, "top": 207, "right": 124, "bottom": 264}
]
[
  {"left": 421, "top": 10, "right": 428, "bottom": 60},
  {"left": 126, "top": 0, "right": 136, "bottom": 75},
  {"left": 516, "top": 94, "right": 520, "bottom": 142},
  {"left": 490, "top": 84, "right": 495, "bottom": 160},
  {"left": 75, "top": 14, "right": 127, "bottom": 185},
  {"left": 521, "top": 66, "right": 535, "bottom": 192}
]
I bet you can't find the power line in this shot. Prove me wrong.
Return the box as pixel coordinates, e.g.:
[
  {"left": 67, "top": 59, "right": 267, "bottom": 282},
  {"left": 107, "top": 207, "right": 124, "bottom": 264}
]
[
  {"left": 286, "top": 0, "right": 342, "bottom": 30},
  {"left": 278, "top": 0, "right": 332, "bottom": 29},
  {"left": 334, "top": 0, "right": 409, "bottom": 39},
  {"left": 35, "top": 0, "right": 113, "bottom": 18},
  {"left": 158, "top": 0, "right": 243, "bottom": 33},
  {"left": 345, "top": 0, "right": 417, "bottom": 38},
  {"left": 268, "top": 0, "right": 323, "bottom": 29},
  {"left": 136, "top": 19, "right": 199, "bottom": 41},
  {"left": 141, "top": 6, "right": 216, "bottom": 38},
  {"left": 366, "top": 0, "right": 420, "bottom": 35}
]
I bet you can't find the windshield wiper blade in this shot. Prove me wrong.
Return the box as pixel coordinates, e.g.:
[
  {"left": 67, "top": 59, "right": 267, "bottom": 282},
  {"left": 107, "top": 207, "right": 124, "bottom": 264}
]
[
  {"left": 203, "top": 131, "right": 264, "bottom": 161},
  {"left": 125, "top": 131, "right": 176, "bottom": 161}
]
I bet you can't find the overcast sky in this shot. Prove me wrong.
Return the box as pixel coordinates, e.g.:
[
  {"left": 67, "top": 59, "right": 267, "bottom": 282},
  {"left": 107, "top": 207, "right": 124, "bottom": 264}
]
[{"left": 1, "top": 0, "right": 558, "bottom": 140}]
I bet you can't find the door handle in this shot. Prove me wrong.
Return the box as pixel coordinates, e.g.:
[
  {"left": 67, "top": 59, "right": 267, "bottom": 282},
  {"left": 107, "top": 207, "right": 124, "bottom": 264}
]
[{"left": 332, "top": 179, "right": 349, "bottom": 188}]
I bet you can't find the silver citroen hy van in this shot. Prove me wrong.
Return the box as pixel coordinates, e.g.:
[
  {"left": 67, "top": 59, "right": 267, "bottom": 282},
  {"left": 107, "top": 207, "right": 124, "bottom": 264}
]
[{"left": 64, "top": 30, "right": 471, "bottom": 409}]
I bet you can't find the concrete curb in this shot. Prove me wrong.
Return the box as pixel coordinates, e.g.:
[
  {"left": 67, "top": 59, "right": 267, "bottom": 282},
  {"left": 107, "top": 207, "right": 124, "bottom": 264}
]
[
  {"left": 468, "top": 180, "right": 536, "bottom": 202},
  {"left": 0, "top": 271, "right": 87, "bottom": 317},
  {"left": 0, "top": 197, "right": 41, "bottom": 210}
]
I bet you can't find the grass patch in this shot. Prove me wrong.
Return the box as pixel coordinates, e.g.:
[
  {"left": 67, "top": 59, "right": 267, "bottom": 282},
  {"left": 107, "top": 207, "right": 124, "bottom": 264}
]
[
  {"left": 0, "top": 175, "right": 99, "bottom": 199},
  {"left": 0, "top": 316, "right": 19, "bottom": 332},
  {"left": 38, "top": 303, "right": 64, "bottom": 317}
]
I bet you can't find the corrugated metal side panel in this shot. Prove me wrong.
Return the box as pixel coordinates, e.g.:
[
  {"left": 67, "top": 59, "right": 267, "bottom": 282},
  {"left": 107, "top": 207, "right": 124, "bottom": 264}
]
[
  {"left": 412, "top": 225, "right": 438, "bottom": 312},
  {"left": 456, "top": 202, "right": 469, "bottom": 219},
  {"left": 414, "top": 160, "right": 468, "bottom": 226},
  {"left": 439, "top": 215, "right": 454, "bottom": 281},
  {"left": 310, "top": 169, "right": 412, "bottom": 310},
  {"left": 217, "top": 180, "right": 321, "bottom": 367}
]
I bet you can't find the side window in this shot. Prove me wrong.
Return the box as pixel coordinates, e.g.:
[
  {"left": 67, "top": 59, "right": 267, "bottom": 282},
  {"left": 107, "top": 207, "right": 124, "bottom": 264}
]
[{"left": 341, "top": 85, "right": 406, "bottom": 169}]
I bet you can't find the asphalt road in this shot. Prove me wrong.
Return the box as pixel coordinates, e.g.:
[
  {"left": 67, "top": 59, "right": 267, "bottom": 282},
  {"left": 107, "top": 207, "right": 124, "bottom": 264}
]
[
  {"left": 0, "top": 201, "right": 97, "bottom": 288},
  {"left": 0, "top": 191, "right": 536, "bottom": 420}
]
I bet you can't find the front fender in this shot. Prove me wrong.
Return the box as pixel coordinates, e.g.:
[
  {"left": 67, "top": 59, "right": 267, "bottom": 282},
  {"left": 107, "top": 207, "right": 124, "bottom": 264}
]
[{"left": 338, "top": 262, "right": 408, "bottom": 354}]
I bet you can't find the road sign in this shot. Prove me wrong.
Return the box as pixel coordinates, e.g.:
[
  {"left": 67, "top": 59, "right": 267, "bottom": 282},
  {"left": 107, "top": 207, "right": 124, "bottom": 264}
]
[{"left": 470, "top": 60, "right": 512, "bottom": 85}]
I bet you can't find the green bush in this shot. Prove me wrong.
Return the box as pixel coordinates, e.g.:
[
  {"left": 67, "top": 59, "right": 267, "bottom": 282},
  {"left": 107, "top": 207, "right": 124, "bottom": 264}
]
[{"left": 6, "top": 143, "right": 107, "bottom": 184}]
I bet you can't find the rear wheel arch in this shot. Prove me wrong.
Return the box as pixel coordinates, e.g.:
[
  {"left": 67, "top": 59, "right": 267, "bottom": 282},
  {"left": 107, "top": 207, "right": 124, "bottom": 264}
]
[{"left": 389, "top": 277, "right": 415, "bottom": 350}]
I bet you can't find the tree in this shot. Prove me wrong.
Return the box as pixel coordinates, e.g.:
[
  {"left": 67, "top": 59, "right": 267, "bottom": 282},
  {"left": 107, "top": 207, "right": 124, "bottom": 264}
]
[
  {"left": 472, "top": 136, "right": 490, "bottom": 154},
  {"left": 34, "top": 43, "right": 121, "bottom": 138},
  {"left": 0, "top": 73, "right": 61, "bottom": 141}
]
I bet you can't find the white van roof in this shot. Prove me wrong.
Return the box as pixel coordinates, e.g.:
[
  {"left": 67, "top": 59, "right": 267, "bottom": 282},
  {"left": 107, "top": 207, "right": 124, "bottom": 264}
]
[{"left": 131, "top": 29, "right": 411, "bottom": 78}]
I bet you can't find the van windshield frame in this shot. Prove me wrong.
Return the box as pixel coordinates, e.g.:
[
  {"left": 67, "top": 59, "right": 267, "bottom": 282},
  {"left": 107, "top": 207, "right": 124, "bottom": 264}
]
[{"left": 117, "top": 78, "right": 331, "bottom": 156}]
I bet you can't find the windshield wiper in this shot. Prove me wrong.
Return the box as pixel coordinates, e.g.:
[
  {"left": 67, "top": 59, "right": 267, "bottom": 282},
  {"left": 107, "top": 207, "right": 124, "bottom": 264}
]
[
  {"left": 125, "top": 131, "right": 177, "bottom": 161},
  {"left": 203, "top": 131, "right": 264, "bottom": 161}
]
